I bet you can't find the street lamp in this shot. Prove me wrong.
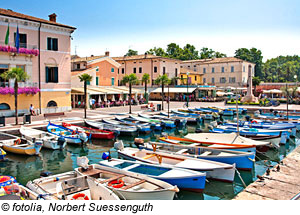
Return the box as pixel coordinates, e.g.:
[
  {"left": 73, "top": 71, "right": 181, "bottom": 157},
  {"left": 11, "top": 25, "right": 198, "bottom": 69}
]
[{"left": 186, "top": 72, "right": 190, "bottom": 108}]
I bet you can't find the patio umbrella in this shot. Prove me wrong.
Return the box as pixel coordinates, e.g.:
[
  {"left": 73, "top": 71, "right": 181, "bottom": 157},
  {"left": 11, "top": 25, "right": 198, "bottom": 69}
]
[
  {"left": 104, "top": 93, "right": 107, "bottom": 101},
  {"left": 98, "top": 95, "right": 102, "bottom": 103},
  {"left": 111, "top": 94, "right": 115, "bottom": 102},
  {"left": 119, "top": 94, "right": 123, "bottom": 101}
]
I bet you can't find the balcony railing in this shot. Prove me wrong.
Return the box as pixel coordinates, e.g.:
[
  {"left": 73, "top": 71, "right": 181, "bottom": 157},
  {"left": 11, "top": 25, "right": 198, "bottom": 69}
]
[
  {"left": 0, "top": 41, "right": 39, "bottom": 56},
  {"left": 0, "top": 81, "right": 38, "bottom": 88}
]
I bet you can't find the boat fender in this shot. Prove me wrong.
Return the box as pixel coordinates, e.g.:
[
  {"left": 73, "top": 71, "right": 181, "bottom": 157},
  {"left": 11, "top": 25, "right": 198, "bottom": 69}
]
[
  {"left": 102, "top": 152, "right": 111, "bottom": 161},
  {"left": 71, "top": 193, "right": 89, "bottom": 200},
  {"left": 174, "top": 119, "right": 181, "bottom": 127},
  {"left": 114, "top": 140, "right": 124, "bottom": 151},
  {"left": 195, "top": 128, "right": 203, "bottom": 133},
  {"left": 108, "top": 179, "right": 124, "bottom": 189},
  {"left": 14, "top": 139, "right": 21, "bottom": 145}
]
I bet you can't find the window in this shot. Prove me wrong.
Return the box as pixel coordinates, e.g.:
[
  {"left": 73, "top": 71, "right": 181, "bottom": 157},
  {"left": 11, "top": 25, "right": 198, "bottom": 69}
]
[
  {"left": 243, "top": 77, "right": 246, "bottom": 83},
  {"left": 243, "top": 66, "right": 245, "bottom": 72},
  {"left": 175, "top": 68, "right": 178, "bottom": 77},
  {"left": 77, "top": 64, "right": 80, "bottom": 69},
  {"left": 163, "top": 67, "right": 166, "bottom": 74},
  {"left": 154, "top": 66, "right": 157, "bottom": 73},
  {"left": 220, "top": 77, "right": 226, "bottom": 83},
  {"left": 111, "top": 68, "right": 114, "bottom": 73},
  {"left": 222, "top": 67, "right": 225, "bottom": 73},
  {"left": 47, "top": 37, "right": 58, "bottom": 51},
  {"left": 229, "top": 77, "right": 236, "bottom": 83},
  {"left": 194, "top": 65, "right": 196, "bottom": 67},
  {"left": 16, "top": 65, "right": 25, "bottom": 72},
  {"left": 0, "top": 103, "right": 10, "bottom": 110},
  {"left": 118, "top": 69, "right": 119, "bottom": 74},
  {"left": 188, "top": 66, "right": 190, "bottom": 68},
  {"left": 212, "top": 67, "right": 215, "bottom": 73},
  {"left": 212, "top": 77, "right": 215, "bottom": 83},
  {"left": 133, "top": 62, "right": 136, "bottom": 64},
  {"left": 14, "top": 33, "right": 27, "bottom": 48},
  {"left": 203, "top": 78, "right": 206, "bottom": 83},
  {"left": 203, "top": 68, "right": 206, "bottom": 74},
  {"left": 139, "top": 67, "right": 142, "bottom": 73},
  {"left": 231, "top": 66, "right": 234, "bottom": 73},
  {"left": 45, "top": 67, "right": 58, "bottom": 83},
  {"left": 122, "top": 68, "right": 125, "bottom": 74},
  {"left": 86, "top": 80, "right": 90, "bottom": 85},
  {"left": 96, "top": 77, "right": 99, "bottom": 86},
  {"left": 47, "top": 101, "right": 57, "bottom": 107},
  {"left": 133, "top": 68, "right": 136, "bottom": 73},
  {"left": 111, "top": 78, "right": 115, "bottom": 86},
  {"left": 0, "top": 64, "right": 9, "bottom": 86},
  {"left": 194, "top": 76, "right": 197, "bottom": 81},
  {"left": 181, "top": 75, "right": 183, "bottom": 79}
]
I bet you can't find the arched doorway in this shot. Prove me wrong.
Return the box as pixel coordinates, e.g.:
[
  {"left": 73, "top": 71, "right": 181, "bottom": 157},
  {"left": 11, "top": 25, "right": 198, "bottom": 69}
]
[
  {"left": 47, "top": 100, "right": 57, "bottom": 107},
  {"left": 0, "top": 103, "right": 10, "bottom": 110}
]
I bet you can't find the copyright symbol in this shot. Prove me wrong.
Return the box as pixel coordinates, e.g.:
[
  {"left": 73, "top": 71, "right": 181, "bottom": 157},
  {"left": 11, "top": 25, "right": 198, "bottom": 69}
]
[{"left": 1, "top": 203, "right": 10, "bottom": 211}]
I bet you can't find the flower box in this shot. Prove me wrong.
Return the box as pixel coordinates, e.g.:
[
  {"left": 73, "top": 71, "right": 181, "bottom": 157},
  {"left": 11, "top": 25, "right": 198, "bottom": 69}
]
[
  {"left": 0, "top": 45, "right": 39, "bottom": 56},
  {"left": 0, "top": 87, "right": 40, "bottom": 95}
]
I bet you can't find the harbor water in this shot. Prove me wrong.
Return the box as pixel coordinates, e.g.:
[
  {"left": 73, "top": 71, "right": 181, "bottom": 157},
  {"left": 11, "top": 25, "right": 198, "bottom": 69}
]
[{"left": 0, "top": 117, "right": 299, "bottom": 200}]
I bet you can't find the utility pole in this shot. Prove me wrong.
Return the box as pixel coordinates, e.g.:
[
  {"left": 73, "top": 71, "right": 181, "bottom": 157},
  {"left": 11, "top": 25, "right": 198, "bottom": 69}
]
[{"left": 186, "top": 72, "right": 189, "bottom": 108}]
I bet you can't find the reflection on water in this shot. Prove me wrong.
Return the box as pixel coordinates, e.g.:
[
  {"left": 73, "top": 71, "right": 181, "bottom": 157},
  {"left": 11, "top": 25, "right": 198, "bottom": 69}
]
[{"left": 0, "top": 118, "right": 299, "bottom": 200}]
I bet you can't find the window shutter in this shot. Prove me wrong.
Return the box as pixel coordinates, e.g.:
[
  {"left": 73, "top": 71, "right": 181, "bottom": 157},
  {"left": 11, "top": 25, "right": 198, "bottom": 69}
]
[
  {"left": 47, "top": 38, "right": 52, "bottom": 50},
  {"left": 96, "top": 77, "right": 99, "bottom": 86},
  {"left": 45, "top": 67, "right": 49, "bottom": 83},
  {"left": 53, "top": 38, "right": 58, "bottom": 51},
  {"left": 54, "top": 67, "right": 58, "bottom": 83}
]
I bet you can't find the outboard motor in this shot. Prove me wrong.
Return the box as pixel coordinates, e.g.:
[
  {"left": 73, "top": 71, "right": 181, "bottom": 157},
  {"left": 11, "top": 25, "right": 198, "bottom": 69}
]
[
  {"left": 174, "top": 119, "right": 181, "bottom": 128},
  {"left": 77, "top": 156, "right": 89, "bottom": 171},
  {"left": 270, "top": 108, "right": 274, "bottom": 113},
  {"left": 57, "top": 136, "right": 66, "bottom": 150},
  {"left": 160, "top": 121, "right": 166, "bottom": 129},
  {"left": 134, "top": 138, "right": 144, "bottom": 148},
  {"left": 259, "top": 109, "right": 262, "bottom": 114},
  {"left": 245, "top": 115, "right": 251, "bottom": 122},
  {"left": 274, "top": 110, "right": 278, "bottom": 116},
  {"left": 40, "top": 171, "right": 52, "bottom": 177},
  {"left": 79, "top": 132, "right": 88, "bottom": 144},
  {"left": 114, "top": 140, "right": 124, "bottom": 151},
  {"left": 195, "top": 128, "right": 203, "bottom": 133}
]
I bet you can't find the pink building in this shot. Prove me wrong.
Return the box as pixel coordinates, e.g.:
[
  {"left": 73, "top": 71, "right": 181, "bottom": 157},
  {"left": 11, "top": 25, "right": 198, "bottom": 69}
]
[{"left": 0, "top": 8, "right": 75, "bottom": 115}]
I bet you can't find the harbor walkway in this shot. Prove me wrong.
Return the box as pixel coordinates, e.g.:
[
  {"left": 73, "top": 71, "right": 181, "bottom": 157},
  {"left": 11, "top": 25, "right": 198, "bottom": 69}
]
[{"left": 234, "top": 144, "right": 300, "bottom": 200}]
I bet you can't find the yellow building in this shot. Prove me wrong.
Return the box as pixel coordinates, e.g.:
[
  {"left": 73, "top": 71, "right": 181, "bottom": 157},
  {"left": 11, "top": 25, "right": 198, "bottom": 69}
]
[{"left": 179, "top": 68, "right": 203, "bottom": 85}]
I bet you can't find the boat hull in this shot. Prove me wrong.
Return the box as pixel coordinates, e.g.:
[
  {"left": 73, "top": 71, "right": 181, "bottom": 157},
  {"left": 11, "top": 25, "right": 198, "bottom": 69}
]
[{"left": 2, "top": 144, "right": 41, "bottom": 156}]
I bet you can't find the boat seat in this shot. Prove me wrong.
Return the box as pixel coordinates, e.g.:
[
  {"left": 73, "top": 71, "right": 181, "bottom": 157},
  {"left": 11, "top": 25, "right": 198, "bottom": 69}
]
[
  {"left": 100, "top": 175, "right": 125, "bottom": 184},
  {"left": 201, "top": 151, "right": 212, "bottom": 156},
  {"left": 175, "top": 149, "right": 189, "bottom": 154},
  {"left": 121, "top": 180, "right": 146, "bottom": 190},
  {"left": 143, "top": 154, "right": 156, "bottom": 159}
]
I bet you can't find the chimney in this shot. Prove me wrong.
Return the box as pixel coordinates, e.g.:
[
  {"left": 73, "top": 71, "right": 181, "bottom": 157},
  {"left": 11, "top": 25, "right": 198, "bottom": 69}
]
[
  {"left": 105, "top": 51, "right": 110, "bottom": 57},
  {"left": 48, "top": 13, "right": 57, "bottom": 22},
  {"left": 144, "top": 52, "right": 148, "bottom": 58}
]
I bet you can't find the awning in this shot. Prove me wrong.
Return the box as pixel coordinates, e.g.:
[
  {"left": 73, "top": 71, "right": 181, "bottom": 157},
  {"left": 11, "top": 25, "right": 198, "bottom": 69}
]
[
  {"left": 152, "top": 87, "right": 197, "bottom": 93},
  {"left": 71, "top": 88, "right": 104, "bottom": 95},
  {"left": 263, "top": 89, "right": 282, "bottom": 94}
]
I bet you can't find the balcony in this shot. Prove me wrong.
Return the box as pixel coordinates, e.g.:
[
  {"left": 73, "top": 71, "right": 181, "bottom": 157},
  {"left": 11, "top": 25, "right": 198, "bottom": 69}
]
[
  {"left": 0, "top": 81, "right": 38, "bottom": 88},
  {"left": 0, "top": 41, "right": 39, "bottom": 56}
]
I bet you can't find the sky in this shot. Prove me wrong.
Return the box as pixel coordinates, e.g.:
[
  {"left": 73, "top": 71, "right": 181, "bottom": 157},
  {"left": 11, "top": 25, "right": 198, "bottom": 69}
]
[{"left": 2, "top": 0, "right": 300, "bottom": 61}]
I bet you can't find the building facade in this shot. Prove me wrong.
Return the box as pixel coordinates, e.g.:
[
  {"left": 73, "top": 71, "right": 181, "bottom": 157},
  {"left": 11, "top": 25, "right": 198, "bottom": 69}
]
[
  {"left": 0, "top": 8, "right": 75, "bottom": 115},
  {"left": 113, "top": 54, "right": 181, "bottom": 86},
  {"left": 71, "top": 52, "right": 120, "bottom": 87},
  {"left": 179, "top": 68, "right": 203, "bottom": 85},
  {"left": 181, "top": 57, "right": 255, "bottom": 87}
]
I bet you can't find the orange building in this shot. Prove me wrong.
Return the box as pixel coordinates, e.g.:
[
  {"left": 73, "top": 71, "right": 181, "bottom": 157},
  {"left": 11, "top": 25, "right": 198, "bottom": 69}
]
[{"left": 71, "top": 52, "right": 120, "bottom": 87}]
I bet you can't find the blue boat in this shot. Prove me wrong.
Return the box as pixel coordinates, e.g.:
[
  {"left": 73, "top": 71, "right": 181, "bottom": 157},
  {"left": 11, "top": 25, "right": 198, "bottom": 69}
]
[
  {"left": 115, "top": 116, "right": 154, "bottom": 133},
  {"left": 47, "top": 122, "right": 88, "bottom": 145},
  {"left": 211, "top": 125, "right": 289, "bottom": 145},
  {"left": 138, "top": 113, "right": 176, "bottom": 129},
  {"left": 139, "top": 142, "right": 255, "bottom": 171},
  {"left": 102, "top": 118, "right": 152, "bottom": 134},
  {"left": 99, "top": 157, "right": 206, "bottom": 192},
  {"left": 224, "top": 121, "right": 297, "bottom": 136},
  {"left": 128, "top": 115, "right": 164, "bottom": 131}
]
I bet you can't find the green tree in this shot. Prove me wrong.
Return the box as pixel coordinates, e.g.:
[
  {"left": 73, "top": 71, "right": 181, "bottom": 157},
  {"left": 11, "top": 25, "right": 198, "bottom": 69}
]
[
  {"left": 155, "top": 74, "right": 170, "bottom": 110},
  {"left": 252, "top": 76, "right": 261, "bottom": 93},
  {"left": 166, "top": 43, "right": 182, "bottom": 59},
  {"left": 180, "top": 44, "right": 199, "bottom": 60},
  {"left": 125, "top": 49, "right": 138, "bottom": 56},
  {"left": 214, "top": 51, "right": 227, "bottom": 58},
  {"left": 1, "top": 67, "right": 29, "bottom": 125},
  {"left": 199, "top": 47, "right": 215, "bottom": 59},
  {"left": 78, "top": 73, "right": 93, "bottom": 119},
  {"left": 121, "top": 74, "right": 139, "bottom": 114},
  {"left": 141, "top": 73, "right": 150, "bottom": 104},
  {"left": 235, "top": 48, "right": 263, "bottom": 78},
  {"left": 146, "top": 47, "right": 167, "bottom": 57}
]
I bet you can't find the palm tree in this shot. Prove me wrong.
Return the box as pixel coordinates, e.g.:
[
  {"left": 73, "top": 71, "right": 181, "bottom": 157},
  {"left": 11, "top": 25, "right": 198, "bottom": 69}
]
[
  {"left": 141, "top": 74, "right": 150, "bottom": 104},
  {"left": 155, "top": 74, "right": 170, "bottom": 110},
  {"left": 1, "top": 67, "right": 29, "bottom": 125},
  {"left": 121, "top": 74, "right": 139, "bottom": 114},
  {"left": 78, "top": 73, "right": 93, "bottom": 119}
]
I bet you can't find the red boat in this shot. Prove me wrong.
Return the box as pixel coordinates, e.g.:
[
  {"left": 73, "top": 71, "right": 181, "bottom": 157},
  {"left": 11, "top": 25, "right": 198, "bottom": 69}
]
[{"left": 62, "top": 122, "right": 115, "bottom": 140}]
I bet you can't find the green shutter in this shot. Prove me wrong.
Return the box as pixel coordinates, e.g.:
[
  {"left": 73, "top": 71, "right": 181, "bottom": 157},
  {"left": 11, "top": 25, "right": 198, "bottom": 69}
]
[
  {"left": 87, "top": 81, "right": 90, "bottom": 85},
  {"left": 47, "top": 38, "right": 52, "bottom": 50},
  {"left": 111, "top": 68, "right": 114, "bottom": 73},
  {"left": 53, "top": 38, "right": 58, "bottom": 51},
  {"left": 111, "top": 78, "right": 115, "bottom": 86},
  {"left": 45, "top": 67, "right": 49, "bottom": 83},
  {"left": 96, "top": 77, "right": 99, "bottom": 86},
  {"left": 54, "top": 67, "right": 58, "bottom": 83}
]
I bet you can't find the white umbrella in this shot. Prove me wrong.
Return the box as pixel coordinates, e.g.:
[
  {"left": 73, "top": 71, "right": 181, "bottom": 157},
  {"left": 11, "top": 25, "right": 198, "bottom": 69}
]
[
  {"left": 119, "top": 94, "right": 123, "bottom": 101},
  {"left": 111, "top": 94, "right": 115, "bottom": 102},
  {"left": 98, "top": 95, "right": 102, "bottom": 103},
  {"left": 104, "top": 94, "right": 107, "bottom": 102}
]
